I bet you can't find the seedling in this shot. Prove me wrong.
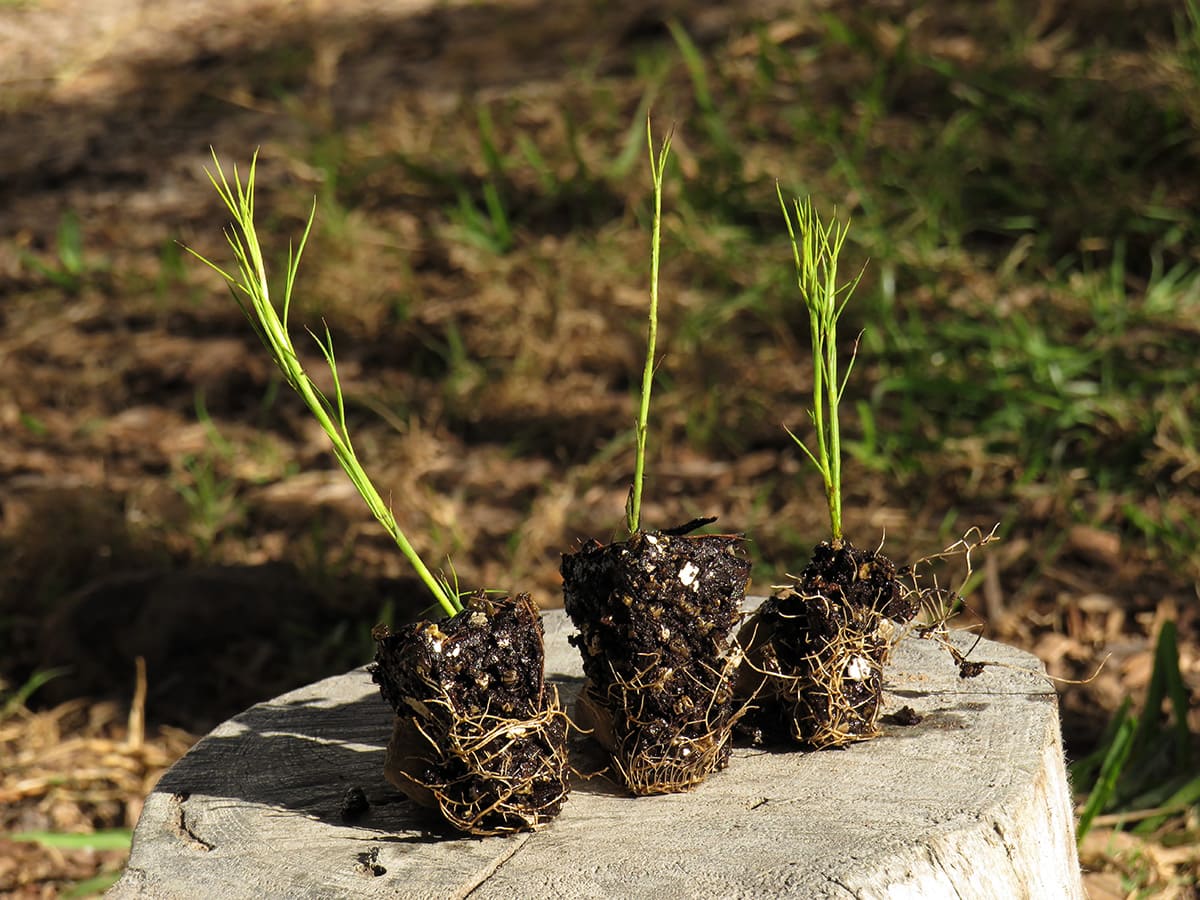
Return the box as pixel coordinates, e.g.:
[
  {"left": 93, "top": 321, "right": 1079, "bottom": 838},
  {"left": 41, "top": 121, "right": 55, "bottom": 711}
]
[
  {"left": 737, "top": 195, "right": 999, "bottom": 748},
  {"left": 778, "top": 190, "right": 864, "bottom": 544},
  {"left": 561, "top": 119, "right": 752, "bottom": 794},
  {"left": 190, "top": 151, "right": 568, "bottom": 834},
  {"left": 188, "top": 151, "right": 460, "bottom": 618},
  {"left": 625, "top": 121, "right": 671, "bottom": 536},
  {"left": 732, "top": 195, "right": 913, "bottom": 747}
]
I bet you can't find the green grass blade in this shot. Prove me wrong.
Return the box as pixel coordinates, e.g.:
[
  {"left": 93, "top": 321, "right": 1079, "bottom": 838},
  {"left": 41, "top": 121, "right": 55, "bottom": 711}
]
[
  {"left": 667, "top": 20, "right": 714, "bottom": 113},
  {"left": 9, "top": 829, "right": 132, "bottom": 851},
  {"left": 1130, "top": 621, "right": 1183, "bottom": 763},
  {"left": 1132, "top": 772, "right": 1200, "bottom": 834},
  {"left": 1076, "top": 711, "right": 1138, "bottom": 842},
  {"left": 56, "top": 211, "right": 84, "bottom": 276},
  {"left": 1, "top": 667, "right": 70, "bottom": 719},
  {"left": 1153, "top": 621, "right": 1193, "bottom": 766},
  {"left": 1070, "top": 698, "right": 1131, "bottom": 789},
  {"left": 63, "top": 871, "right": 122, "bottom": 899},
  {"left": 667, "top": 19, "right": 734, "bottom": 160}
]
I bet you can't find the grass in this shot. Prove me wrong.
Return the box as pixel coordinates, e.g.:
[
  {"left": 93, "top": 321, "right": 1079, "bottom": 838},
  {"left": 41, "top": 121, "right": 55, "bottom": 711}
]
[
  {"left": 8, "top": 830, "right": 133, "bottom": 851},
  {"left": 1072, "top": 620, "right": 1199, "bottom": 894},
  {"left": 167, "top": 0, "right": 1197, "bottom": 678},
  {"left": 226, "top": 12, "right": 1196, "bottom": 876},
  {"left": 4, "top": 4, "right": 1191, "bottom": 650},
  {"left": 19, "top": 211, "right": 91, "bottom": 294},
  {"left": 0, "top": 668, "right": 67, "bottom": 720},
  {"left": 1073, "top": 620, "right": 1197, "bottom": 843},
  {"left": 7, "top": 830, "right": 131, "bottom": 896},
  {"left": 169, "top": 392, "right": 246, "bottom": 558}
]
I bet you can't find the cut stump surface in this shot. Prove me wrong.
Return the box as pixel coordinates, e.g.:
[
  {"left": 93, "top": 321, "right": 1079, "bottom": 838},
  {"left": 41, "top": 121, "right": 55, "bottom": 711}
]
[{"left": 109, "top": 605, "right": 1083, "bottom": 899}]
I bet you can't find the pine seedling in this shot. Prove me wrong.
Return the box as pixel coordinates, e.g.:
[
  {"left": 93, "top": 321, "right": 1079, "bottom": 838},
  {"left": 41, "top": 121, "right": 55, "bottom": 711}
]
[
  {"left": 187, "top": 150, "right": 461, "bottom": 618},
  {"left": 777, "top": 189, "right": 864, "bottom": 544},
  {"left": 737, "top": 193, "right": 1006, "bottom": 751},
  {"left": 625, "top": 119, "right": 672, "bottom": 536},
  {"left": 732, "top": 193, "right": 888, "bottom": 750},
  {"left": 562, "top": 119, "right": 751, "bottom": 795}
]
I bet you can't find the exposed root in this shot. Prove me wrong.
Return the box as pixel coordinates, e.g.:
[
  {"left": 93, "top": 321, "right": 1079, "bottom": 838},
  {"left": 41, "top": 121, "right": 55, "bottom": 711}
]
[
  {"left": 609, "top": 721, "right": 733, "bottom": 795},
  {"left": 561, "top": 529, "right": 752, "bottom": 793},
  {"left": 739, "top": 530, "right": 1006, "bottom": 749},
  {"left": 734, "top": 537, "right": 904, "bottom": 749},
  {"left": 387, "top": 687, "right": 571, "bottom": 835},
  {"left": 741, "top": 587, "right": 888, "bottom": 748},
  {"left": 583, "top": 645, "right": 749, "bottom": 795},
  {"left": 373, "top": 592, "right": 571, "bottom": 835},
  {"left": 899, "top": 524, "right": 1001, "bottom": 635},
  {"left": 899, "top": 525, "right": 1006, "bottom": 679},
  {"left": 781, "top": 599, "right": 885, "bottom": 746}
]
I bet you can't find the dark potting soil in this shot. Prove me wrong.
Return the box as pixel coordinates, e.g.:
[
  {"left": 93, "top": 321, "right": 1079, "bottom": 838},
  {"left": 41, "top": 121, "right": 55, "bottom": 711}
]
[
  {"left": 801, "top": 539, "right": 914, "bottom": 624},
  {"left": 373, "top": 592, "right": 548, "bottom": 720},
  {"left": 371, "top": 592, "right": 568, "bottom": 833},
  {"left": 738, "top": 539, "right": 915, "bottom": 747},
  {"left": 561, "top": 529, "right": 751, "bottom": 789}
]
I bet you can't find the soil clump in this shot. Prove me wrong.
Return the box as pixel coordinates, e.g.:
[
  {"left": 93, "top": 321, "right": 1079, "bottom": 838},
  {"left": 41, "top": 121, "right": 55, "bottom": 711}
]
[
  {"left": 371, "top": 592, "right": 569, "bottom": 834},
  {"left": 737, "top": 538, "right": 916, "bottom": 748},
  {"left": 561, "top": 526, "right": 751, "bottom": 793}
]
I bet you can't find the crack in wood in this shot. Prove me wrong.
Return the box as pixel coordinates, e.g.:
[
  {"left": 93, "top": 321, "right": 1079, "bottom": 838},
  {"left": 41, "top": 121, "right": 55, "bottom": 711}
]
[
  {"left": 456, "top": 832, "right": 533, "bottom": 899},
  {"left": 828, "top": 876, "right": 858, "bottom": 897},
  {"left": 992, "top": 821, "right": 1017, "bottom": 865},
  {"left": 168, "top": 792, "right": 214, "bottom": 852},
  {"left": 926, "top": 843, "right": 966, "bottom": 900}
]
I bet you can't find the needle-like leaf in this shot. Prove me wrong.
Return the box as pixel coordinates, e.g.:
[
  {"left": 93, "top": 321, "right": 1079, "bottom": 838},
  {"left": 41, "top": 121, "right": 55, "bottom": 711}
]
[{"left": 186, "top": 149, "right": 462, "bottom": 617}]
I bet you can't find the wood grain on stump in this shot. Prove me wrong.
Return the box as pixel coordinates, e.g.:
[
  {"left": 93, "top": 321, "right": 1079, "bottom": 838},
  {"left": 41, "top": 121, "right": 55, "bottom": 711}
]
[{"left": 109, "top": 607, "right": 1083, "bottom": 899}]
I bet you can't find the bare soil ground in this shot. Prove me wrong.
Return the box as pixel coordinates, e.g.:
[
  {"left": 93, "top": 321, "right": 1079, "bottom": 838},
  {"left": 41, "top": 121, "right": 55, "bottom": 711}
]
[{"left": 1, "top": 0, "right": 1197, "bottom": 895}]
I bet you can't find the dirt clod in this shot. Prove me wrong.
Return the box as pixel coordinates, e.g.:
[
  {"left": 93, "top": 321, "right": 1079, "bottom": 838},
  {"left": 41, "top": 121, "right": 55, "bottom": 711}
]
[
  {"left": 737, "top": 539, "right": 911, "bottom": 749},
  {"left": 561, "top": 529, "right": 751, "bottom": 794},
  {"left": 371, "top": 592, "right": 569, "bottom": 835},
  {"left": 339, "top": 786, "right": 369, "bottom": 822}
]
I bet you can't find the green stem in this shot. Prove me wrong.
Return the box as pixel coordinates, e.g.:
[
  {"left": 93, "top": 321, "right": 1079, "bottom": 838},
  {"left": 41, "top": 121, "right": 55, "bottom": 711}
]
[
  {"left": 822, "top": 256, "right": 843, "bottom": 541},
  {"left": 627, "top": 119, "right": 673, "bottom": 536},
  {"left": 189, "top": 150, "right": 462, "bottom": 617},
  {"left": 778, "top": 189, "right": 863, "bottom": 544}
]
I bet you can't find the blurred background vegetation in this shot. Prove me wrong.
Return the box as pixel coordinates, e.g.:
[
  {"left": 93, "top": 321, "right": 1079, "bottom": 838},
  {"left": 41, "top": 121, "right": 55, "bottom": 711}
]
[{"left": 1, "top": 0, "right": 1197, "bottom": 895}]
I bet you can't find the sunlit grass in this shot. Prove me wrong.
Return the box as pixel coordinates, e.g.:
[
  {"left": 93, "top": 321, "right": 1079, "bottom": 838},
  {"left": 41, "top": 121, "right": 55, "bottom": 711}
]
[{"left": 1073, "top": 621, "right": 1197, "bottom": 844}]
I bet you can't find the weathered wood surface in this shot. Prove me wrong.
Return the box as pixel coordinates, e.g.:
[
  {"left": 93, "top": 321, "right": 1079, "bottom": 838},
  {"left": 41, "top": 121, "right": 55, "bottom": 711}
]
[{"left": 110, "top": 607, "right": 1083, "bottom": 899}]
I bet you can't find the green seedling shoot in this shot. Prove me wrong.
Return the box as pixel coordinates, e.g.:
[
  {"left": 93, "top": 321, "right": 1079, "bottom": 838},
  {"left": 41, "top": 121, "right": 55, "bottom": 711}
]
[
  {"left": 188, "top": 150, "right": 462, "bottom": 618},
  {"left": 626, "top": 119, "right": 672, "bottom": 536},
  {"left": 778, "top": 189, "right": 864, "bottom": 544}
]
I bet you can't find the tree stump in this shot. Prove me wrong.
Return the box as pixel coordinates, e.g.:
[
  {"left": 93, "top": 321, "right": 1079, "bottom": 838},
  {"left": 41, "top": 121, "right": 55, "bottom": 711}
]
[{"left": 109, "top": 606, "right": 1083, "bottom": 899}]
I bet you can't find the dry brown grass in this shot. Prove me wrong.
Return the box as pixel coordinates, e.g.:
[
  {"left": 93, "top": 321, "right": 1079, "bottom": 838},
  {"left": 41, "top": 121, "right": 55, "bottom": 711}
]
[{"left": 0, "top": 662, "right": 195, "bottom": 896}]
